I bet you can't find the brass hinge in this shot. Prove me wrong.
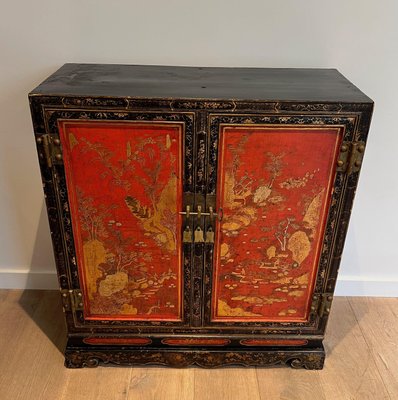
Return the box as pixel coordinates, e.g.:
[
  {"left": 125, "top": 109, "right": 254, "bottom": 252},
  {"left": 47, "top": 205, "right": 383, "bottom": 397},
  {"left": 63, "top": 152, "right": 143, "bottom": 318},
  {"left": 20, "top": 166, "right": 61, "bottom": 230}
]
[
  {"left": 36, "top": 134, "right": 62, "bottom": 168},
  {"left": 337, "top": 141, "right": 365, "bottom": 174},
  {"left": 60, "top": 289, "right": 84, "bottom": 312},
  {"left": 310, "top": 293, "right": 321, "bottom": 315},
  {"left": 318, "top": 293, "right": 333, "bottom": 318}
]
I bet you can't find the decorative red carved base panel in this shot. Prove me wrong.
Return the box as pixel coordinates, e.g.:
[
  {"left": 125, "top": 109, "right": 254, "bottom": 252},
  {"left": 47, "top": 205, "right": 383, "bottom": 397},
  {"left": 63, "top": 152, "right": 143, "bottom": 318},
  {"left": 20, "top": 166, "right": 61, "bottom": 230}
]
[
  {"left": 83, "top": 337, "right": 152, "bottom": 346},
  {"left": 162, "top": 338, "right": 231, "bottom": 346}
]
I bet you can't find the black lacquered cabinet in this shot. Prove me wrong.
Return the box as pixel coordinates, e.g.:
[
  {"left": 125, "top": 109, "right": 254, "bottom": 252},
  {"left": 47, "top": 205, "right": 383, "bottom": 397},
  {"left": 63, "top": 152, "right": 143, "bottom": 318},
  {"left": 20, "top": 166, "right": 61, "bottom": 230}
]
[{"left": 29, "top": 64, "right": 373, "bottom": 369}]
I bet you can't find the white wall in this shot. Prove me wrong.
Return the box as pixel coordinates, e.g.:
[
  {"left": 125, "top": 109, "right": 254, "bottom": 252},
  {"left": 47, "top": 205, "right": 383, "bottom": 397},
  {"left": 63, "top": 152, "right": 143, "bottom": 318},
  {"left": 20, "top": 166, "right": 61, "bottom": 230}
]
[{"left": 0, "top": 0, "right": 397, "bottom": 295}]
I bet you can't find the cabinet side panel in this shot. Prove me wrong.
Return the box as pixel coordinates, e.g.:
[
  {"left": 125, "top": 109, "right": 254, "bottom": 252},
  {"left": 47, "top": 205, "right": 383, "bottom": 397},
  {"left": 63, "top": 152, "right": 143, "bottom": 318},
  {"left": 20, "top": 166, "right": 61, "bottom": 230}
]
[
  {"left": 212, "top": 126, "right": 341, "bottom": 322},
  {"left": 58, "top": 121, "right": 183, "bottom": 321}
]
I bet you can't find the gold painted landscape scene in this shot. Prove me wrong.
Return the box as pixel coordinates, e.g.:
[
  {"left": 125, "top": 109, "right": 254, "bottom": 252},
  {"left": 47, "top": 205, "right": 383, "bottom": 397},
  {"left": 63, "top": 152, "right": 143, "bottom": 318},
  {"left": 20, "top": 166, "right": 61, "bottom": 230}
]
[
  {"left": 213, "top": 127, "right": 340, "bottom": 321},
  {"left": 60, "top": 122, "right": 182, "bottom": 320}
]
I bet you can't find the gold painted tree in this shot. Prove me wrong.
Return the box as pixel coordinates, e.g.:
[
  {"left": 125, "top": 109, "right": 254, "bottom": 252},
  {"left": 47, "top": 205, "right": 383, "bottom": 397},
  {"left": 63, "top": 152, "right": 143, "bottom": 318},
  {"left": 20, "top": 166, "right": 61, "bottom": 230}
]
[{"left": 76, "top": 188, "right": 115, "bottom": 300}]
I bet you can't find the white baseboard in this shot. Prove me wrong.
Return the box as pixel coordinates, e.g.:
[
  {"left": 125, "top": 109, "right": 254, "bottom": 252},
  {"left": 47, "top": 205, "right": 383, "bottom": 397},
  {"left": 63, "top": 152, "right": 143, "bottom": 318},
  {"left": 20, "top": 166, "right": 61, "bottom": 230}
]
[
  {"left": 0, "top": 269, "right": 58, "bottom": 290},
  {"left": 334, "top": 276, "right": 398, "bottom": 297},
  {"left": 0, "top": 270, "right": 397, "bottom": 296}
]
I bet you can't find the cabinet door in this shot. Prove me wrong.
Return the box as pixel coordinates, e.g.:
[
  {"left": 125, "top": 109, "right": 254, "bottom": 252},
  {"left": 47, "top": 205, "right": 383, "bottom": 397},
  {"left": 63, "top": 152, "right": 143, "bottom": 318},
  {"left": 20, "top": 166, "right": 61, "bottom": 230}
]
[
  {"left": 204, "top": 114, "right": 353, "bottom": 328},
  {"left": 59, "top": 120, "right": 184, "bottom": 321},
  {"left": 41, "top": 110, "right": 195, "bottom": 329}
]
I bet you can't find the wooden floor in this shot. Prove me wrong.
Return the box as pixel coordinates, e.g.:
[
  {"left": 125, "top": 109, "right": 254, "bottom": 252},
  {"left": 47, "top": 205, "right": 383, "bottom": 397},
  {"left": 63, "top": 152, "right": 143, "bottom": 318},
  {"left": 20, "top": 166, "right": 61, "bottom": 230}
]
[{"left": 0, "top": 290, "right": 396, "bottom": 400}]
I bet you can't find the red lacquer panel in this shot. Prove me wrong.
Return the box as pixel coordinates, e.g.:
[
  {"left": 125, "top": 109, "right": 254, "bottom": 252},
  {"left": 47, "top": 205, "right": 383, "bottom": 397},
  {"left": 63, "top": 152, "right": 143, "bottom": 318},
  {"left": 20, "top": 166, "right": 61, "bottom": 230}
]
[
  {"left": 212, "top": 126, "right": 342, "bottom": 322},
  {"left": 83, "top": 337, "right": 152, "bottom": 346},
  {"left": 240, "top": 339, "right": 308, "bottom": 346},
  {"left": 59, "top": 121, "right": 183, "bottom": 321},
  {"left": 162, "top": 338, "right": 230, "bottom": 346}
]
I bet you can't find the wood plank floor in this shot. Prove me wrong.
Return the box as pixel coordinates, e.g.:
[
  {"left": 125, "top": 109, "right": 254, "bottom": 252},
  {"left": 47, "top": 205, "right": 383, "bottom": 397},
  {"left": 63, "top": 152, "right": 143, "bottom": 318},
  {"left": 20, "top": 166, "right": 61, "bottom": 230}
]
[{"left": 0, "top": 290, "right": 396, "bottom": 400}]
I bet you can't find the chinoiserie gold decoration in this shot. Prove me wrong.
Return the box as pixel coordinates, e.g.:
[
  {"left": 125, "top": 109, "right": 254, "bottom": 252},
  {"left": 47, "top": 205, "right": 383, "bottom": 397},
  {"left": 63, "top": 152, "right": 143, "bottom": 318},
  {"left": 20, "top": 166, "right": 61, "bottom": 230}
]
[
  {"left": 287, "top": 231, "right": 311, "bottom": 265},
  {"left": 83, "top": 239, "right": 106, "bottom": 300}
]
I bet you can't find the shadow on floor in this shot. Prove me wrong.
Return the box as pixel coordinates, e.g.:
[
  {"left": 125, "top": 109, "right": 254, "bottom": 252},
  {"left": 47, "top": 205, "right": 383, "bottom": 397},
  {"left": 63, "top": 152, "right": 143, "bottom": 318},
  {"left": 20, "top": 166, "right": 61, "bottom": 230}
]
[
  {"left": 19, "top": 289, "right": 67, "bottom": 354},
  {"left": 18, "top": 200, "right": 66, "bottom": 354}
]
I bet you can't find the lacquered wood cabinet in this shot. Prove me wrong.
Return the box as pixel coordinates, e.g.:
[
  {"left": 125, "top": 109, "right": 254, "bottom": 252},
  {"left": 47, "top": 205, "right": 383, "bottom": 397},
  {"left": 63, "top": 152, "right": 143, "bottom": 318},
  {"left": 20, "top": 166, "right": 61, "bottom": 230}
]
[{"left": 29, "top": 64, "right": 373, "bottom": 369}]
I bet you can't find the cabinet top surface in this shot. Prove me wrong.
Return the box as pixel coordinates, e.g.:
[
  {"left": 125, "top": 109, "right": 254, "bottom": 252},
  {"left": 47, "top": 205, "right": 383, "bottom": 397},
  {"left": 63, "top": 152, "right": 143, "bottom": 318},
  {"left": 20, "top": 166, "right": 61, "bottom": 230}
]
[{"left": 30, "top": 63, "right": 372, "bottom": 103}]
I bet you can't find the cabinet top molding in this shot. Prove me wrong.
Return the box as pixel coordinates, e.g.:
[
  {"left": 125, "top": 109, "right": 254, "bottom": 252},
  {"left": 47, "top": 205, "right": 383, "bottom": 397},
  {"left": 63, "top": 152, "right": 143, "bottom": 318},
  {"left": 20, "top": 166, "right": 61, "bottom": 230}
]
[{"left": 30, "top": 63, "right": 372, "bottom": 104}]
